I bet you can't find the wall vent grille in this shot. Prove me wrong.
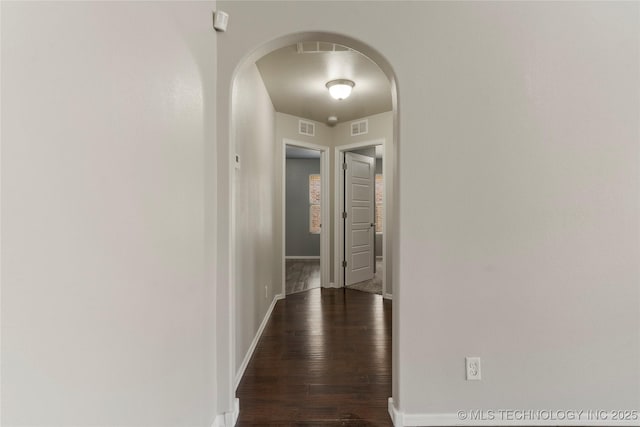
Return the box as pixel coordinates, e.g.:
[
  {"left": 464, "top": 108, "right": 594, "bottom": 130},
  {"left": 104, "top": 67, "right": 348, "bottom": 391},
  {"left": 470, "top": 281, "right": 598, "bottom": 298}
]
[
  {"left": 296, "top": 42, "right": 355, "bottom": 54},
  {"left": 299, "top": 120, "right": 315, "bottom": 136},
  {"left": 351, "top": 119, "right": 368, "bottom": 136}
]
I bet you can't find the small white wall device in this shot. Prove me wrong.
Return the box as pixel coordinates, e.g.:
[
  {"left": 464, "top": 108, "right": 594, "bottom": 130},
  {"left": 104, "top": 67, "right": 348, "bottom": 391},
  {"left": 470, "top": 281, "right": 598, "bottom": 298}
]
[
  {"left": 466, "top": 357, "right": 481, "bottom": 380},
  {"left": 213, "top": 11, "right": 229, "bottom": 32}
]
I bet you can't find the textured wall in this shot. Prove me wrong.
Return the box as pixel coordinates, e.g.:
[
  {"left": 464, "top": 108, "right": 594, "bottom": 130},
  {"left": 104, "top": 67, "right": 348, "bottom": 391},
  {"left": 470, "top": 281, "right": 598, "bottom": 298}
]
[{"left": 1, "top": 1, "right": 218, "bottom": 425}]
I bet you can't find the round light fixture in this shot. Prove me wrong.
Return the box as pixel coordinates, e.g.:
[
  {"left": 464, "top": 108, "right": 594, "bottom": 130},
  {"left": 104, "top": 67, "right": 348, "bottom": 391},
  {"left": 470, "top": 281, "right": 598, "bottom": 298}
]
[
  {"left": 327, "top": 116, "right": 338, "bottom": 126},
  {"left": 326, "top": 79, "right": 355, "bottom": 100}
]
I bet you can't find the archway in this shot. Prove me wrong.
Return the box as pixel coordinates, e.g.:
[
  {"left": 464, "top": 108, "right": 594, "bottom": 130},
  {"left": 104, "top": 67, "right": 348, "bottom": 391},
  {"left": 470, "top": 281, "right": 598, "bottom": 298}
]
[{"left": 217, "top": 31, "right": 400, "bottom": 425}]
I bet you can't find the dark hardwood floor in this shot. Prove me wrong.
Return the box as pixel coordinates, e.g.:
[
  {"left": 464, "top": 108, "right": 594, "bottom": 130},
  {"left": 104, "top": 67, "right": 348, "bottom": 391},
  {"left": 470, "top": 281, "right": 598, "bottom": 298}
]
[{"left": 236, "top": 288, "right": 393, "bottom": 426}]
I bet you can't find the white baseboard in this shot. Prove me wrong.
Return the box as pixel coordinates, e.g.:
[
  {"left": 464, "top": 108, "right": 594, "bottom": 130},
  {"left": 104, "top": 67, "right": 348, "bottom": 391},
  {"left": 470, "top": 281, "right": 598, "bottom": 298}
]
[
  {"left": 389, "top": 399, "right": 639, "bottom": 426},
  {"left": 383, "top": 293, "right": 393, "bottom": 300},
  {"left": 211, "top": 398, "right": 239, "bottom": 427},
  {"left": 226, "top": 398, "right": 239, "bottom": 427},
  {"left": 389, "top": 398, "right": 403, "bottom": 426},
  {"left": 234, "top": 294, "right": 285, "bottom": 390},
  {"left": 323, "top": 281, "right": 340, "bottom": 289},
  {"left": 212, "top": 414, "right": 224, "bottom": 427},
  {"left": 285, "top": 256, "right": 320, "bottom": 259}
]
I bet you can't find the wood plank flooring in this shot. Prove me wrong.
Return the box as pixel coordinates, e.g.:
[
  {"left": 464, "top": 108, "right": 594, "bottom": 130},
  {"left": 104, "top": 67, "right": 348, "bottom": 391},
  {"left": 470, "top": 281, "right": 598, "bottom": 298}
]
[
  {"left": 287, "top": 259, "right": 384, "bottom": 296},
  {"left": 236, "top": 288, "right": 393, "bottom": 426},
  {"left": 286, "top": 259, "right": 321, "bottom": 295}
]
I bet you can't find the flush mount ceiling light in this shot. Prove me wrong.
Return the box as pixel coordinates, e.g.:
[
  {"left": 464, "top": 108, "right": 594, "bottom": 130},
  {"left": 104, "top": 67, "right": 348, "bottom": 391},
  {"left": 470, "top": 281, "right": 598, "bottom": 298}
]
[{"left": 326, "top": 79, "right": 355, "bottom": 100}]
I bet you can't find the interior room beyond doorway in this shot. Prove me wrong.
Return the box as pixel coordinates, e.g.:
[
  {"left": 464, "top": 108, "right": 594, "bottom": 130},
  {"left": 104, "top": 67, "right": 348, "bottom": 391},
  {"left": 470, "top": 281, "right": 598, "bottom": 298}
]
[{"left": 285, "top": 144, "right": 324, "bottom": 295}]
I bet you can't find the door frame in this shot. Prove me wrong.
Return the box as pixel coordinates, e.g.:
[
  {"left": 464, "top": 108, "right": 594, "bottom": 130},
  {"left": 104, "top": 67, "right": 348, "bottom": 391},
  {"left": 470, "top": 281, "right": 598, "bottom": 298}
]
[
  {"left": 344, "top": 151, "right": 376, "bottom": 286},
  {"left": 282, "top": 138, "right": 331, "bottom": 296},
  {"left": 334, "top": 138, "right": 388, "bottom": 296}
]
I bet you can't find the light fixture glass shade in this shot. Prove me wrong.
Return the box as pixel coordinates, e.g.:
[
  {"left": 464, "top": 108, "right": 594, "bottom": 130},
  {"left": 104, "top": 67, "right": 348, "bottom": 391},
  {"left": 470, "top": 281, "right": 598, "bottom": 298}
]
[{"left": 326, "top": 79, "right": 355, "bottom": 100}]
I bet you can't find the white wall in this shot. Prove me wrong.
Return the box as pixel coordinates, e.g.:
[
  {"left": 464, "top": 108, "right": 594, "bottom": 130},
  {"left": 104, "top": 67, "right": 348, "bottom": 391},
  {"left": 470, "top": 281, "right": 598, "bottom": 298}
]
[
  {"left": 1, "top": 1, "right": 218, "bottom": 426},
  {"left": 276, "top": 112, "right": 333, "bottom": 147},
  {"left": 233, "top": 63, "right": 279, "bottom": 373},
  {"left": 217, "top": 0, "right": 640, "bottom": 422},
  {"left": 333, "top": 111, "right": 393, "bottom": 146}
]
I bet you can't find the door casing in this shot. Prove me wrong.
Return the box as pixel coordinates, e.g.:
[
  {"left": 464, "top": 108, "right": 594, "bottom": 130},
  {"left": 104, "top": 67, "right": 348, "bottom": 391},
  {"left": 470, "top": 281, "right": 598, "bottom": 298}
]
[
  {"left": 282, "top": 138, "right": 331, "bottom": 296},
  {"left": 334, "top": 138, "right": 388, "bottom": 295},
  {"left": 344, "top": 151, "right": 376, "bottom": 285}
]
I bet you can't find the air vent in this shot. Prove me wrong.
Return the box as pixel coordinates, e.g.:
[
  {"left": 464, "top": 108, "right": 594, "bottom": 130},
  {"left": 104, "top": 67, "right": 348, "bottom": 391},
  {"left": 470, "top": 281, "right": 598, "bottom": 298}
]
[
  {"left": 299, "top": 120, "right": 315, "bottom": 136},
  {"left": 296, "top": 42, "right": 354, "bottom": 54},
  {"left": 351, "top": 119, "right": 368, "bottom": 136}
]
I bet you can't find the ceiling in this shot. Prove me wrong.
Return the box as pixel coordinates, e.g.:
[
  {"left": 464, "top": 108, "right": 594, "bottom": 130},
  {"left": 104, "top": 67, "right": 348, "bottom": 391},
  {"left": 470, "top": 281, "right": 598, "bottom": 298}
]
[
  {"left": 286, "top": 145, "right": 321, "bottom": 159},
  {"left": 256, "top": 43, "right": 392, "bottom": 125}
]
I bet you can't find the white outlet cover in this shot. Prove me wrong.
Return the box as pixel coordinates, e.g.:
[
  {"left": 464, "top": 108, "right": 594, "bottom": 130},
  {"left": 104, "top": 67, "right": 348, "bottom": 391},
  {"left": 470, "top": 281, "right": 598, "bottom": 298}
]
[{"left": 466, "top": 357, "right": 481, "bottom": 380}]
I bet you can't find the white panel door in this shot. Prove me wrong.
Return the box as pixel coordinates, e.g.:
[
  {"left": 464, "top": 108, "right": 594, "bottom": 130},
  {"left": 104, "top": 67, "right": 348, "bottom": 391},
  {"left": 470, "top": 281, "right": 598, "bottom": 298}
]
[{"left": 345, "top": 152, "right": 375, "bottom": 285}]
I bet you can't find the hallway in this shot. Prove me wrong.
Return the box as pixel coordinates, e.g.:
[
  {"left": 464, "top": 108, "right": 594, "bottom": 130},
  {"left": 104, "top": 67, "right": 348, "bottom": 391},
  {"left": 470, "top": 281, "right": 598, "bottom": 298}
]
[{"left": 236, "top": 288, "right": 392, "bottom": 426}]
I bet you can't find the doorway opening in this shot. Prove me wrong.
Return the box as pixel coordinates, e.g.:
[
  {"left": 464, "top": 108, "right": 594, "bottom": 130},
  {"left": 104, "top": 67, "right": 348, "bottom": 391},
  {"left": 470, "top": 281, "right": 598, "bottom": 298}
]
[
  {"left": 335, "top": 140, "right": 389, "bottom": 297},
  {"left": 223, "top": 31, "right": 400, "bottom": 425},
  {"left": 283, "top": 140, "right": 330, "bottom": 295}
]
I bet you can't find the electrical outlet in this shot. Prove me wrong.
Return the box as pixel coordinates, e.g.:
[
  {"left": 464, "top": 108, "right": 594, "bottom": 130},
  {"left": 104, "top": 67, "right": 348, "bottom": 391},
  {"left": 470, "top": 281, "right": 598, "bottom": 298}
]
[{"left": 466, "top": 357, "right": 481, "bottom": 381}]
